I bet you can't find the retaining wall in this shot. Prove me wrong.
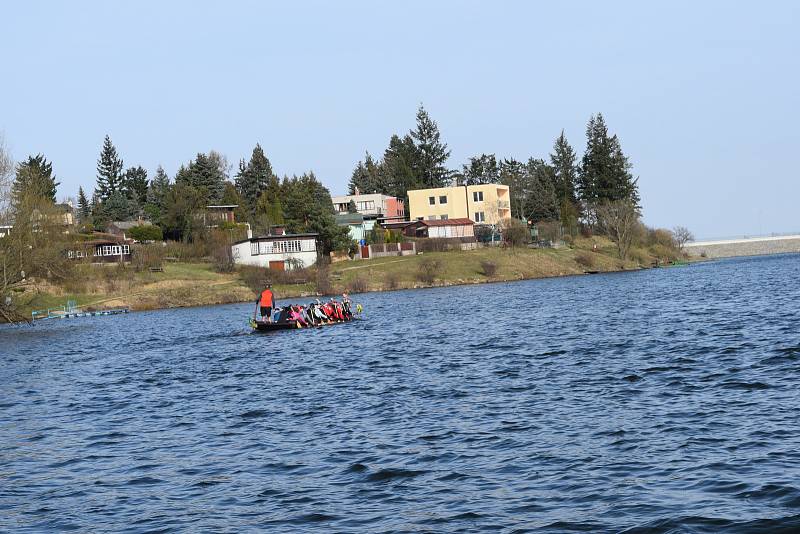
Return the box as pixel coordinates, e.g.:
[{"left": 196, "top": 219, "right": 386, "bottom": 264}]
[{"left": 684, "top": 235, "right": 800, "bottom": 259}]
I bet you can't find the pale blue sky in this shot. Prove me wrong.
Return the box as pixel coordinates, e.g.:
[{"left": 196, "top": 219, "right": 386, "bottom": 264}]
[{"left": 2, "top": 1, "right": 798, "bottom": 238}]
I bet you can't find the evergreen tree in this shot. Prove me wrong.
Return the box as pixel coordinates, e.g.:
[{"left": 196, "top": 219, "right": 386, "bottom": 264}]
[
  {"left": 410, "top": 105, "right": 451, "bottom": 189},
  {"left": 524, "top": 158, "right": 559, "bottom": 222},
  {"left": 77, "top": 186, "right": 90, "bottom": 223},
  {"left": 12, "top": 154, "right": 59, "bottom": 206},
  {"left": 160, "top": 182, "right": 206, "bottom": 241},
  {"left": 461, "top": 154, "right": 499, "bottom": 185},
  {"left": 347, "top": 152, "right": 385, "bottom": 195},
  {"left": 550, "top": 131, "right": 580, "bottom": 235},
  {"left": 499, "top": 158, "right": 528, "bottom": 218},
  {"left": 381, "top": 134, "right": 419, "bottom": 202},
  {"left": 96, "top": 135, "right": 124, "bottom": 200},
  {"left": 550, "top": 131, "right": 578, "bottom": 206},
  {"left": 175, "top": 153, "right": 226, "bottom": 203},
  {"left": 282, "top": 172, "right": 351, "bottom": 254},
  {"left": 347, "top": 199, "right": 358, "bottom": 213},
  {"left": 122, "top": 165, "right": 148, "bottom": 207},
  {"left": 579, "top": 114, "right": 640, "bottom": 219},
  {"left": 145, "top": 165, "right": 171, "bottom": 223},
  {"left": 102, "top": 190, "right": 134, "bottom": 222},
  {"left": 236, "top": 144, "right": 275, "bottom": 217}
]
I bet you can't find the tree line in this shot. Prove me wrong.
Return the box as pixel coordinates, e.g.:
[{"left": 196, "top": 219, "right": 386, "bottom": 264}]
[
  {"left": 348, "top": 106, "right": 640, "bottom": 235},
  {"left": 4, "top": 107, "right": 644, "bottom": 257},
  {"left": 4, "top": 135, "right": 350, "bottom": 254}
]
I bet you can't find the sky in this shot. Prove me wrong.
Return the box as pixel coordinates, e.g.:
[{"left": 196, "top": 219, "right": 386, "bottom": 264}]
[{"left": 2, "top": 0, "right": 798, "bottom": 239}]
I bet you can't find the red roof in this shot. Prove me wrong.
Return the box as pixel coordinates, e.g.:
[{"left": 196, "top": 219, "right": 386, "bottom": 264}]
[{"left": 419, "top": 218, "right": 475, "bottom": 227}]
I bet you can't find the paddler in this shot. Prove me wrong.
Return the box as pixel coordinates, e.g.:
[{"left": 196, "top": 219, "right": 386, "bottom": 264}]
[{"left": 259, "top": 284, "right": 275, "bottom": 322}]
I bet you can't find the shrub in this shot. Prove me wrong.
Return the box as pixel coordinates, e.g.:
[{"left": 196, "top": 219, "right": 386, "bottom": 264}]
[
  {"left": 500, "top": 218, "right": 529, "bottom": 247},
  {"left": 535, "top": 220, "right": 563, "bottom": 242},
  {"left": 385, "top": 271, "right": 400, "bottom": 289},
  {"left": 213, "top": 243, "right": 235, "bottom": 273},
  {"left": 648, "top": 228, "right": 677, "bottom": 249},
  {"left": 629, "top": 247, "right": 650, "bottom": 265},
  {"left": 239, "top": 265, "right": 270, "bottom": 295},
  {"left": 348, "top": 276, "right": 368, "bottom": 293},
  {"left": 575, "top": 251, "right": 596, "bottom": 269},
  {"left": 417, "top": 258, "right": 441, "bottom": 284},
  {"left": 131, "top": 243, "right": 165, "bottom": 272},
  {"left": 480, "top": 260, "right": 498, "bottom": 277},
  {"left": 129, "top": 225, "right": 163, "bottom": 242}
]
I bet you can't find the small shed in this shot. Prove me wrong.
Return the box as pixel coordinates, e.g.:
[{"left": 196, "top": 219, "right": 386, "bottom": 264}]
[
  {"left": 400, "top": 218, "right": 475, "bottom": 239},
  {"left": 231, "top": 233, "right": 318, "bottom": 271}
]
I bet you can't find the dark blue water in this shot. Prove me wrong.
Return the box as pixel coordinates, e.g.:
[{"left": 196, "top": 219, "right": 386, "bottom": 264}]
[{"left": 2, "top": 254, "right": 800, "bottom": 533}]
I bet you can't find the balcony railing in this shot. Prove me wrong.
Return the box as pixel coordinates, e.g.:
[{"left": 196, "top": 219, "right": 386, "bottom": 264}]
[{"left": 497, "top": 200, "right": 510, "bottom": 209}]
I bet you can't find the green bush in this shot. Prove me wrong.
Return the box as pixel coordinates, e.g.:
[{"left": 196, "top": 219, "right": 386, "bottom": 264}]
[{"left": 129, "top": 225, "right": 163, "bottom": 242}]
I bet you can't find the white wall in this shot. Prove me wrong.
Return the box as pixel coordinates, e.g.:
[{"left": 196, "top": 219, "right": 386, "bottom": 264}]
[{"left": 232, "top": 239, "right": 318, "bottom": 269}]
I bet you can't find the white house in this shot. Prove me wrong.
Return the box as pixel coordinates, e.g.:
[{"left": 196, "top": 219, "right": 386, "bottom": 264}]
[{"left": 231, "top": 233, "right": 318, "bottom": 271}]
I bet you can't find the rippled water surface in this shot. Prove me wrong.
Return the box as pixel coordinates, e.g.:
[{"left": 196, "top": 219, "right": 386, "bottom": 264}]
[{"left": 3, "top": 254, "right": 800, "bottom": 532}]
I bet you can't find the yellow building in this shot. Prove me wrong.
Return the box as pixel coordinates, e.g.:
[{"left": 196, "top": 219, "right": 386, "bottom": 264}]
[{"left": 407, "top": 184, "right": 511, "bottom": 225}]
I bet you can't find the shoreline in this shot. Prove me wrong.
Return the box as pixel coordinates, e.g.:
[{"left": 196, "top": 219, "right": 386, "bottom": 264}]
[{"left": 6, "top": 240, "right": 688, "bottom": 323}]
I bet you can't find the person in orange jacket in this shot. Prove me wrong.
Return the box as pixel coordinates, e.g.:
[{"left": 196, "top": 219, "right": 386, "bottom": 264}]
[{"left": 259, "top": 285, "right": 275, "bottom": 322}]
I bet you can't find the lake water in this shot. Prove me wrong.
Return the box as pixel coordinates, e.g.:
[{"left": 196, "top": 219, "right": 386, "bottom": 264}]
[{"left": 2, "top": 254, "right": 800, "bottom": 532}]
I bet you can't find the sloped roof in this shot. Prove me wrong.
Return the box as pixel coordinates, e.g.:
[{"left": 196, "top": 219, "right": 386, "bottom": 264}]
[{"left": 419, "top": 218, "right": 475, "bottom": 227}]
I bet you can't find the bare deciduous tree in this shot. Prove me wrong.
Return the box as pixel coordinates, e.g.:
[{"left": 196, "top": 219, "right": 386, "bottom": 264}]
[
  {"left": 594, "top": 199, "right": 640, "bottom": 260},
  {"left": 672, "top": 226, "right": 694, "bottom": 251},
  {"left": 0, "top": 133, "right": 14, "bottom": 222}
]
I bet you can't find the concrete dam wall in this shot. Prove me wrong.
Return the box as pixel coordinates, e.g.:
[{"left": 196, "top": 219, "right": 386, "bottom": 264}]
[{"left": 684, "top": 235, "right": 800, "bottom": 259}]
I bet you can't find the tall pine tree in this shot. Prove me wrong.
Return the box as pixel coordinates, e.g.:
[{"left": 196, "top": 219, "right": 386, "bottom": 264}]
[
  {"left": 550, "top": 131, "right": 578, "bottom": 206},
  {"left": 12, "top": 154, "right": 59, "bottom": 206},
  {"left": 77, "top": 186, "right": 90, "bottom": 223},
  {"left": 524, "top": 158, "right": 559, "bottom": 222},
  {"left": 175, "top": 153, "right": 226, "bottom": 204},
  {"left": 347, "top": 152, "right": 385, "bottom": 195},
  {"left": 410, "top": 105, "right": 451, "bottom": 189},
  {"left": 235, "top": 144, "right": 274, "bottom": 217},
  {"left": 96, "top": 135, "right": 124, "bottom": 201},
  {"left": 381, "top": 134, "right": 418, "bottom": 201},
  {"left": 579, "top": 114, "right": 639, "bottom": 219},
  {"left": 122, "top": 165, "right": 148, "bottom": 207},
  {"left": 461, "top": 154, "right": 499, "bottom": 185},
  {"left": 550, "top": 131, "right": 580, "bottom": 234}
]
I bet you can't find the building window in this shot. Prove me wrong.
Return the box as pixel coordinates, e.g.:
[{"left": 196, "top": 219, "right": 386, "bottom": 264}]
[
  {"left": 474, "top": 211, "right": 485, "bottom": 222},
  {"left": 473, "top": 191, "right": 484, "bottom": 202},
  {"left": 251, "top": 242, "right": 259, "bottom": 255},
  {"left": 122, "top": 245, "right": 130, "bottom": 255},
  {"left": 439, "top": 195, "right": 447, "bottom": 204},
  {"left": 440, "top": 214, "right": 448, "bottom": 220},
  {"left": 429, "top": 196, "right": 435, "bottom": 205},
  {"left": 427, "top": 215, "right": 436, "bottom": 220}
]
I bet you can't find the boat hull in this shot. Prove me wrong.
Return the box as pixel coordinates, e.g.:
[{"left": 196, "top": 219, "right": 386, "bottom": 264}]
[{"left": 250, "top": 317, "right": 354, "bottom": 332}]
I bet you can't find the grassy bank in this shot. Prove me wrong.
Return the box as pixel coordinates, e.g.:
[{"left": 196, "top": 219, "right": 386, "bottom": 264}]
[{"left": 9, "top": 236, "right": 672, "bottom": 321}]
